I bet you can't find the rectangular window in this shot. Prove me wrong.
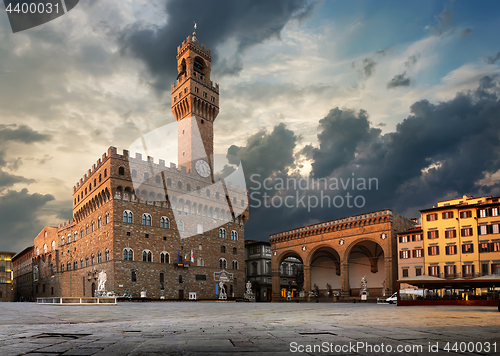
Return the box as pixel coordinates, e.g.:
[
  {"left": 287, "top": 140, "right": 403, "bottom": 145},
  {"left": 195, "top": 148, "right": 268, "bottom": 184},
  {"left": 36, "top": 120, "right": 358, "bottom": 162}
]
[
  {"left": 427, "top": 230, "right": 439, "bottom": 239},
  {"left": 460, "top": 210, "right": 472, "bottom": 218},
  {"left": 479, "top": 225, "right": 487, "bottom": 235},
  {"left": 426, "top": 213, "right": 438, "bottom": 221},
  {"left": 203, "top": 91, "right": 207, "bottom": 98},
  {"left": 493, "top": 242, "right": 500, "bottom": 252},
  {"left": 399, "top": 250, "right": 409, "bottom": 259},
  {"left": 195, "top": 87, "right": 199, "bottom": 93},
  {"left": 442, "top": 211, "right": 454, "bottom": 219},
  {"left": 399, "top": 235, "right": 409, "bottom": 243},
  {"left": 428, "top": 265, "right": 440, "bottom": 276},
  {"left": 402, "top": 268, "right": 409, "bottom": 278},
  {"left": 179, "top": 275, "right": 183, "bottom": 283},
  {"left": 250, "top": 246, "right": 260, "bottom": 255},
  {"left": 413, "top": 249, "right": 423, "bottom": 258},
  {"left": 462, "top": 264, "right": 475, "bottom": 276},
  {"left": 445, "top": 230, "right": 456, "bottom": 238},
  {"left": 479, "top": 242, "right": 490, "bottom": 253},
  {"left": 461, "top": 228, "right": 472, "bottom": 237},
  {"left": 428, "top": 246, "right": 439, "bottom": 255},
  {"left": 195, "top": 274, "right": 207, "bottom": 281},
  {"left": 492, "top": 207, "right": 499, "bottom": 217},
  {"left": 415, "top": 267, "right": 422, "bottom": 276},
  {"left": 445, "top": 265, "right": 456, "bottom": 278},
  {"left": 412, "top": 234, "right": 423, "bottom": 241},
  {"left": 493, "top": 263, "right": 500, "bottom": 275},
  {"left": 131, "top": 271, "right": 136, "bottom": 282},
  {"left": 479, "top": 209, "right": 487, "bottom": 218},
  {"left": 493, "top": 225, "right": 499, "bottom": 234},
  {"left": 462, "top": 243, "right": 474, "bottom": 254},
  {"left": 445, "top": 245, "right": 457, "bottom": 255}
]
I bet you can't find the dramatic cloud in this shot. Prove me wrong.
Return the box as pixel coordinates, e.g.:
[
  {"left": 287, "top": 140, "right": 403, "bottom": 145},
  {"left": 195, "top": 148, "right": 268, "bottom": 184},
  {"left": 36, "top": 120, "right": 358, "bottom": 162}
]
[
  {"left": 0, "top": 188, "right": 54, "bottom": 251},
  {"left": 460, "top": 28, "right": 472, "bottom": 40},
  {"left": 387, "top": 72, "right": 411, "bottom": 89},
  {"left": 118, "top": 0, "right": 317, "bottom": 90},
  {"left": 362, "top": 58, "right": 376, "bottom": 78},
  {"left": 234, "top": 76, "right": 500, "bottom": 240},
  {"left": 485, "top": 51, "right": 500, "bottom": 64}
]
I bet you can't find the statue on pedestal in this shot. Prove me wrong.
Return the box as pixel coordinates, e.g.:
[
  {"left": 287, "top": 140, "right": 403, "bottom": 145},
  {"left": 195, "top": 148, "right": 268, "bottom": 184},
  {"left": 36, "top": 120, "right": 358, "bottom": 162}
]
[
  {"left": 244, "top": 281, "right": 255, "bottom": 301},
  {"left": 218, "top": 281, "right": 227, "bottom": 300}
]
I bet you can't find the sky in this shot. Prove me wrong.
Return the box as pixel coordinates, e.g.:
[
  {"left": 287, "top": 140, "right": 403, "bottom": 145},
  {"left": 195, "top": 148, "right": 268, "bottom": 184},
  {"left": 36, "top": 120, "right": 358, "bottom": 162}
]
[{"left": 0, "top": 0, "right": 500, "bottom": 251}]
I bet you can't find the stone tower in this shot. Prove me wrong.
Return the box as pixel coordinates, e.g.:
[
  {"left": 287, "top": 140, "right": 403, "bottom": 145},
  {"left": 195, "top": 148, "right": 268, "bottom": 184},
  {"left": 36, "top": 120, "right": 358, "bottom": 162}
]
[{"left": 171, "top": 30, "right": 219, "bottom": 180}]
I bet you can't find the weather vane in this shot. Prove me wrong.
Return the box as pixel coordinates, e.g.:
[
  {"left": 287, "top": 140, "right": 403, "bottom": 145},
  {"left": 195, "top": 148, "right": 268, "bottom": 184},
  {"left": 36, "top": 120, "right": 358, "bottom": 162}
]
[{"left": 193, "top": 22, "right": 197, "bottom": 40}]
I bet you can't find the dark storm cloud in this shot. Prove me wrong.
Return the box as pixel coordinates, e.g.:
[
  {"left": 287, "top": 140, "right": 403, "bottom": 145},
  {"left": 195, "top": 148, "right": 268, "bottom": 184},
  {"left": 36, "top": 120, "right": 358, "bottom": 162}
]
[
  {"left": 387, "top": 72, "right": 411, "bottom": 89},
  {"left": 362, "top": 58, "right": 376, "bottom": 78},
  {"left": 0, "top": 124, "right": 51, "bottom": 143},
  {"left": 232, "top": 76, "right": 500, "bottom": 241},
  {"left": 0, "top": 188, "right": 54, "bottom": 252},
  {"left": 460, "top": 28, "right": 472, "bottom": 40},
  {"left": 404, "top": 54, "right": 420, "bottom": 68},
  {"left": 118, "top": 0, "right": 317, "bottom": 91},
  {"left": 485, "top": 51, "right": 500, "bottom": 64}
]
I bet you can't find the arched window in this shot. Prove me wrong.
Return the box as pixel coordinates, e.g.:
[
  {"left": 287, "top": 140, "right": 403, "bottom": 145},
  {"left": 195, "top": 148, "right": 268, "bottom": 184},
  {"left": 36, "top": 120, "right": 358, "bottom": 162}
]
[
  {"left": 186, "top": 183, "right": 191, "bottom": 191},
  {"left": 142, "top": 250, "right": 152, "bottom": 262},
  {"left": 80, "top": 259, "right": 83, "bottom": 269},
  {"left": 43, "top": 244, "right": 47, "bottom": 254},
  {"left": 178, "top": 181, "right": 182, "bottom": 189},
  {"left": 167, "top": 178, "right": 172, "bottom": 186},
  {"left": 60, "top": 236, "right": 65, "bottom": 246},
  {"left": 51, "top": 241, "right": 55, "bottom": 251},
  {"left": 142, "top": 213, "right": 152, "bottom": 226},
  {"left": 104, "top": 169, "right": 107, "bottom": 177},
  {"left": 85, "top": 225, "right": 89, "bottom": 235},
  {"left": 123, "top": 248, "right": 133, "bottom": 261},
  {"left": 232, "top": 260, "right": 238, "bottom": 270},
  {"left": 123, "top": 210, "right": 133, "bottom": 223},
  {"left": 160, "top": 252, "right": 169, "bottom": 264},
  {"left": 85, "top": 257, "right": 89, "bottom": 267},
  {"left": 94, "top": 178, "right": 97, "bottom": 187},
  {"left": 221, "top": 246, "right": 226, "bottom": 253},
  {"left": 219, "top": 258, "right": 227, "bottom": 269},
  {"left": 91, "top": 221, "right": 95, "bottom": 232},
  {"left": 67, "top": 233, "right": 72, "bottom": 244},
  {"left": 156, "top": 175, "right": 161, "bottom": 184},
  {"left": 99, "top": 174, "right": 102, "bottom": 183},
  {"left": 105, "top": 250, "right": 109, "bottom": 262},
  {"left": 118, "top": 167, "right": 125, "bottom": 175},
  {"left": 178, "top": 220, "right": 184, "bottom": 231},
  {"left": 144, "top": 172, "right": 149, "bottom": 180},
  {"left": 231, "top": 230, "right": 238, "bottom": 240},
  {"left": 97, "top": 217, "right": 102, "bottom": 228},
  {"left": 97, "top": 252, "right": 102, "bottom": 264},
  {"left": 80, "top": 229, "right": 83, "bottom": 239},
  {"left": 74, "top": 231, "right": 78, "bottom": 241},
  {"left": 219, "top": 228, "right": 226, "bottom": 239},
  {"left": 197, "top": 257, "right": 204, "bottom": 266},
  {"left": 104, "top": 213, "right": 109, "bottom": 224},
  {"left": 233, "top": 247, "right": 237, "bottom": 255},
  {"left": 160, "top": 217, "right": 169, "bottom": 228},
  {"left": 73, "top": 262, "right": 77, "bottom": 270},
  {"left": 91, "top": 255, "right": 95, "bottom": 265}
]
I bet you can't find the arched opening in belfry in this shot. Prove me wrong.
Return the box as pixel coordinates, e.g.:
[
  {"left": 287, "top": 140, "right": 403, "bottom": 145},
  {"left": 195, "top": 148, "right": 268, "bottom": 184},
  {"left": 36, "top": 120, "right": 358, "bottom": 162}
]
[
  {"left": 348, "top": 241, "right": 385, "bottom": 297},
  {"left": 310, "top": 247, "right": 341, "bottom": 297},
  {"left": 177, "top": 58, "right": 187, "bottom": 79},
  {"left": 193, "top": 56, "right": 205, "bottom": 75}
]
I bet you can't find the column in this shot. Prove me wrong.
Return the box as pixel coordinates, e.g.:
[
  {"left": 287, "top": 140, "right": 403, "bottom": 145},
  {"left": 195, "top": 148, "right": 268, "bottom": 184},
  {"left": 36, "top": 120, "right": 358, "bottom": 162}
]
[
  {"left": 271, "top": 269, "right": 281, "bottom": 301},
  {"left": 303, "top": 265, "right": 311, "bottom": 293},
  {"left": 385, "top": 256, "right": 393, "bottom": 295},
  {"left": 340, "top": 261, "right": 350, "bottom": 298}
]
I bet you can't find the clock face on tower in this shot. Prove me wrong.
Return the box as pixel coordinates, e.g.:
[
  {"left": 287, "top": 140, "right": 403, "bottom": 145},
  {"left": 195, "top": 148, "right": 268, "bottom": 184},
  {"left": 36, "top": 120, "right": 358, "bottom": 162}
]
[{"left": 195, "top": 159, "right": 211, "bottom": 178}]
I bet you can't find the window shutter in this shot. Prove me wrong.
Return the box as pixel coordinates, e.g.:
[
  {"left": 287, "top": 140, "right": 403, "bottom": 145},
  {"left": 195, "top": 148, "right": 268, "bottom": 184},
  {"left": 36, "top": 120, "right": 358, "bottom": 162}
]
[
  {"left": 472, "top": 264, "right": 475, "bottom": 274},
  {"left": 437, "top": 266, "right": 440, "bottom": 275},
  {"left": 399, "top": 236, "right": 402, "bottom": 243},
  {"left": 428, "top": 246, "right": 432, "bottom": 255},
  {"left": 470, "top": 244, "right": 474, "bottom": 253},
  {"left": 428, "top": 266, "right": 432, "bottom": 275},
  {"left": 436, "top": 246, "right": 439, "bottom": 255}
]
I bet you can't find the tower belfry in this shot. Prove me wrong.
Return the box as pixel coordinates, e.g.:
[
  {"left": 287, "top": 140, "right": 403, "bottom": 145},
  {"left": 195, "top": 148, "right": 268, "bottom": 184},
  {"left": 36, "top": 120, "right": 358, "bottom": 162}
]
[{"left": 171, "top": 28, "right": 219, "bottom": 179}]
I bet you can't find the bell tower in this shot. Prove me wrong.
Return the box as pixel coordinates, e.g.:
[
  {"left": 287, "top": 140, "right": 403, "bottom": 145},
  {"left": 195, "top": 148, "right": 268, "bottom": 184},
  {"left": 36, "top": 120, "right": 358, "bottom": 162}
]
[{"left": 172, "top": 28, "right": 219, "bottom": 179}]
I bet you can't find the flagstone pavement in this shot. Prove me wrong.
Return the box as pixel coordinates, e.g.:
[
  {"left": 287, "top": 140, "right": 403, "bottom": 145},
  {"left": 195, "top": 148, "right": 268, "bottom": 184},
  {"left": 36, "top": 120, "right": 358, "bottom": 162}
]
[{"left": 0, "top": 302, "right": 498, "bottom": 356}]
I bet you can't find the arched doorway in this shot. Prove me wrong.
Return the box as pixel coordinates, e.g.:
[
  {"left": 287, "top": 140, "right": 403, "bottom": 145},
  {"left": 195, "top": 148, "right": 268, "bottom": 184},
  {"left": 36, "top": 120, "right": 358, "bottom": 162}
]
[
  {"left": 309, "top": 247, "right": 341, "bottom": 299},
  {"left": 279, "top": 254, "right": 304, "bottom": 298},
  {"left": 348, "top": 241, "right": 385, "bottom": 297}
]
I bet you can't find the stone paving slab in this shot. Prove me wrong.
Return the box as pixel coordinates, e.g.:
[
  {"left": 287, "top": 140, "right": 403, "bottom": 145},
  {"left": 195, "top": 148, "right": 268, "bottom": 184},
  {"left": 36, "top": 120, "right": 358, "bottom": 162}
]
[{"left": 0, "top": 303, "right": 498, "bottom": 355}]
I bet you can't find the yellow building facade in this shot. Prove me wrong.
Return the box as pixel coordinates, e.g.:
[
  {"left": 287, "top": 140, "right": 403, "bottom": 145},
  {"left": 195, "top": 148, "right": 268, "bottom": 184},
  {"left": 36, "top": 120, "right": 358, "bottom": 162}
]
[{"left": 421, "top": 195, "right": 500, "bottom": 279}]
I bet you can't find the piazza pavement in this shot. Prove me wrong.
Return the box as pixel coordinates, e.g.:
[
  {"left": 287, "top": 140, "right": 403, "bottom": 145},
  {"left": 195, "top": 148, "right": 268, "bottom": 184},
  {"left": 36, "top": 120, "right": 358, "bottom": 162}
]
[{"left": 0, "top": 301, "right": 498, "bottom": 356}]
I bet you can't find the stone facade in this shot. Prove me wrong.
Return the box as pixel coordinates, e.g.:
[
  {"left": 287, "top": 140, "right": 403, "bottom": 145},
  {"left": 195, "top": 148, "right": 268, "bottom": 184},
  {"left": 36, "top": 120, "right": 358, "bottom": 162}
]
[
  {"left": 12, "top": 246, "right": 34, "bottom": 301},
  {"left": 270, "top": 210, "right": 414, "bottom": 301},
  {"left": 23, "top": 33, "right": 248, "bottom": 301}
]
